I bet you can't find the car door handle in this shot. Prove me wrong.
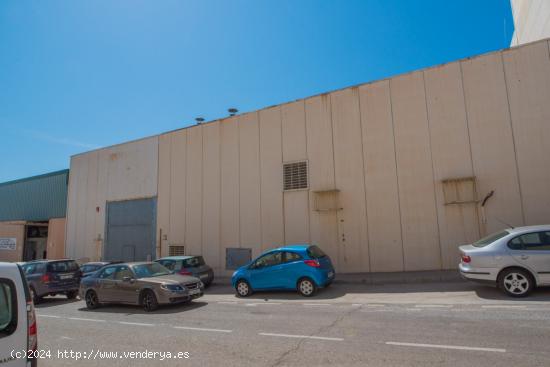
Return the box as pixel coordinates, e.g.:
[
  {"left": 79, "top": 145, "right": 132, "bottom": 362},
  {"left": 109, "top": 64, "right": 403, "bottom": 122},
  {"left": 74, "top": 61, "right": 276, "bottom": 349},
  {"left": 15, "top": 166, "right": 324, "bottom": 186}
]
[{"left": 520, "top": 255, "right": 529, "bottom": 260}]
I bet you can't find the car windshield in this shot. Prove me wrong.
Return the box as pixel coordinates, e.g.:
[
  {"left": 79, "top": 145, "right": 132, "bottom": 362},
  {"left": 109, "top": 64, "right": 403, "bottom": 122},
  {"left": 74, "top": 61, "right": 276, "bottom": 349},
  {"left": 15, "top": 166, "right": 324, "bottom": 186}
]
[
  {"left": 472, "top": 230, "right": 510, "bottom": 248},
  {"left": 182, "top": 256, "right": 205, "bottom": 268},
  {"left": 132, "top": 263, "right": 171, "bottom": 278},
  {"left": 47, "top": 260, "right": 79, "bottom": 272},
  {"left": 307, "top": 245, "right": 327, "bottom": 259}
]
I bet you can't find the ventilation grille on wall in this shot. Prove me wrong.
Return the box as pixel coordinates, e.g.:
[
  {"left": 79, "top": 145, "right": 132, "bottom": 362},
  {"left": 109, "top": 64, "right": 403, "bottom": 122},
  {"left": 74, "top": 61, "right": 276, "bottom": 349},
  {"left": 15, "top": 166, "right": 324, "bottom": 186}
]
[
  {"left": 283, "top": 161, "right": 308, "bottom": 191},
  {"left": 168, "top": 245, "right": 185, "bottom": 256}
]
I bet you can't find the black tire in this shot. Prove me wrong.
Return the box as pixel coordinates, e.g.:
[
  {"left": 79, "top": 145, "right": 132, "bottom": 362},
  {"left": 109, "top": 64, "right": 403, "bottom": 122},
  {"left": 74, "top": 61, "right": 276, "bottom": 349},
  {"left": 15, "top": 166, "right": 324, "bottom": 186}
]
[
  {"left": 85, "top": 290, "right": 100, "bottom": 310},
  {"left": 66, "top": 290, "right": 78, "bottom": 299},
  {"left": 30, "top": 287, "right": 41, "bottom": 305},
  {"left": 498, "top": 268, "right": 534, "bottom": 298},
  {"left": 235, "top": 280, "right": 252, "bottom": 297},
  {"left": 297, "top": 278, "right": 317, "bottom": 297},
  {"left": 141, "top": 289, "right": 159, "bottom": 312}
]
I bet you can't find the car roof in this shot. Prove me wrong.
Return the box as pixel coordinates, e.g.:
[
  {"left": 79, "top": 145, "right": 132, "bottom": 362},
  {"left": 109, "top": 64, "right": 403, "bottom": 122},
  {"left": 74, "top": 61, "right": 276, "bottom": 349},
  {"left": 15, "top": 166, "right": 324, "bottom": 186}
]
[
  {"left": 156, "top": 256, "right": 196, "bottom": 260},
  {"left": 271, "top": 244, "right": 311, "bottom": 252},
  {"left": 506, "top": 225, "right": 550, "bottom": 234},
  {"left": 83, "top": 262, "right": 110, "bottom": 266}
]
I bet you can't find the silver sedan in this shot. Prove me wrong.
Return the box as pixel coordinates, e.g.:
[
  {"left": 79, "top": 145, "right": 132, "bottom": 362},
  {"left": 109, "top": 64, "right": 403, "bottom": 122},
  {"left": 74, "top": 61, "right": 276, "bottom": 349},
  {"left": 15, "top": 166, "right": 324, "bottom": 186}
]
[{"left": 459, "top": 225, "right": 550, "bottom": 297}]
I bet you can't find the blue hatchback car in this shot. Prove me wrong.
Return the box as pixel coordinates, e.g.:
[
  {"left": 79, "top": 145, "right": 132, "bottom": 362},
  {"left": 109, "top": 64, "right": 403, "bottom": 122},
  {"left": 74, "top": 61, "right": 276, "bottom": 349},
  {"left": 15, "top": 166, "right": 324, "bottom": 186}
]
[{"left": 231, "top": 244, "right": 335, "bottom": 297}]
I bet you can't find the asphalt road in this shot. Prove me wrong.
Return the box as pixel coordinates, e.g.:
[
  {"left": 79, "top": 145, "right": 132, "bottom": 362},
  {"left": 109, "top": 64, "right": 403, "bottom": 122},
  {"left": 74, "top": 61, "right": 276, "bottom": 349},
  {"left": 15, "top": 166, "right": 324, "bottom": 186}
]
[{"left": 32, "top": 282, "right": 550, "bottom": 367}]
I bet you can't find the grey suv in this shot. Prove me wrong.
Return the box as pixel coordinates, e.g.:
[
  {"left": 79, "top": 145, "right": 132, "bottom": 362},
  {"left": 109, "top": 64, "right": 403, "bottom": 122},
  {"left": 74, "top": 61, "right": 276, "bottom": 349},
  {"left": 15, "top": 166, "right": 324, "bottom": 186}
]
[{"left": 21, "top": 259, "right": 81, "bottom": 304}]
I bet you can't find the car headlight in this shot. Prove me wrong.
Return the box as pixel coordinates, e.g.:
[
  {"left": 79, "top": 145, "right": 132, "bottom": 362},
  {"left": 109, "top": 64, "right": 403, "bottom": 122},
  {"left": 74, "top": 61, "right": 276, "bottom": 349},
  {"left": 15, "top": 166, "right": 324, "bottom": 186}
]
[
  {"left": 160, "top": 284, "right": 184, "bottom": 292},
  {"left": 199, "top": 281, "right": 204, "bottom": 288}
]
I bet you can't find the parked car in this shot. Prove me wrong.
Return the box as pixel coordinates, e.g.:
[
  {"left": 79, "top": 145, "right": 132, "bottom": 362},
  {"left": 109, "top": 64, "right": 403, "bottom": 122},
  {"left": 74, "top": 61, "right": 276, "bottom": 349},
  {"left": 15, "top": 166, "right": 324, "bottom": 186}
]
[
  {"left": 155, "top": 256, "right": 214, "bottom": 286},
  {"left": 21, "top": 259, "right": 81, "bottom": 304},
  {"left": 0, "top": 262, "right": 37, "bottom": 367},
  {"left": 231, "top": 244, "right": 335, "bottom": 297},
  {"left": 80, "top": 262, "right": 204, "bottom": 312},
  {"left": 459, "top": 225, "right": 550, "bottom": 297},
  {"left": 80, "top": 261, "right": 122, "bottom": 278}
]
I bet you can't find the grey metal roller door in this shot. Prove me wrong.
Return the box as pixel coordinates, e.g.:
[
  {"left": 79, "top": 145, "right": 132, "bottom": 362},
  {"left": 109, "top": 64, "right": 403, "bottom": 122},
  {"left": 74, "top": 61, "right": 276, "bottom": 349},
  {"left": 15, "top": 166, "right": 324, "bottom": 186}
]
[{"left": 104, "top": 198, "right": 157, "bottom": 262}]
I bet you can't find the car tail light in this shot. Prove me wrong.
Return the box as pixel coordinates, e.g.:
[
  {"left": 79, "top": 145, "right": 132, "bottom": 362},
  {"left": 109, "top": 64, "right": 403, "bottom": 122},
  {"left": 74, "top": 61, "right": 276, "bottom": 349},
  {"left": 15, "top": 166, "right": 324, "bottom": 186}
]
[
  {"left": 304, "top": 259, "right": 321, "bottom": 268},
  {"left": 461, "top": 255, "right": 471, "bottom": 263},
  {"left": 27, "top": 300, "right": 37, "bottom": 357},
  {"left": 179, "top": 269, "right": 193, "bottom": 276},
  {"left": 41, "top": 273, "right": 51, "bottom": 283}
]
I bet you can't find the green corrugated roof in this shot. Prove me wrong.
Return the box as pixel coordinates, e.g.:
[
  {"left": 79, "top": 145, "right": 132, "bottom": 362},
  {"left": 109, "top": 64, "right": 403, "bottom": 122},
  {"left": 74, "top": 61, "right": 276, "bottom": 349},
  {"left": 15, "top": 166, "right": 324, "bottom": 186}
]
[{"left": 0, "top": 169, "right": 69, "bottom": 221}]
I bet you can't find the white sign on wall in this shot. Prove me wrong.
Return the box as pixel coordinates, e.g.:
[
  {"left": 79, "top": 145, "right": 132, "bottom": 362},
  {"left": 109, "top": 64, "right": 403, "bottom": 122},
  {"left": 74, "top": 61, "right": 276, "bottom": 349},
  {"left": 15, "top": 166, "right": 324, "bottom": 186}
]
[{"left": 0, "top": 238, "right": 17, "bottom": 251}]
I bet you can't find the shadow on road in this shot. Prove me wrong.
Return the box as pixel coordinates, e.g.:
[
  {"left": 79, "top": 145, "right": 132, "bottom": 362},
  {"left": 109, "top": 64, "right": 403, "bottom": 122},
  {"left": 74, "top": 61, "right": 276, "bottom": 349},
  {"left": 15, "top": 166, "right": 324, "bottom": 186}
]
[
  {"left": 474, "top": 286, "right": 550, "bottom": 301},
  {"left": 34, "top": 296, "right": 80, "bottom": 309},
  {"left": 77, "top": 300, "right": 208, "bottom": 315}
]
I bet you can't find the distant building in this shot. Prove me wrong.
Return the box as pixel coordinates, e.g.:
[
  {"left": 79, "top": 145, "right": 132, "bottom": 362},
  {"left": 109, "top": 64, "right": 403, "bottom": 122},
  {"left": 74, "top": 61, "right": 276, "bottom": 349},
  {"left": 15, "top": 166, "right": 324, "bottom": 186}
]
[
  {"left": 0, "top": 170, "right": 68, "bottom": 262},
  {"left": 65, "top": 38, "right": 550, "bottom": 275},
  {"left": 510, "top": 0, "right": 550, "bottom": 45}
]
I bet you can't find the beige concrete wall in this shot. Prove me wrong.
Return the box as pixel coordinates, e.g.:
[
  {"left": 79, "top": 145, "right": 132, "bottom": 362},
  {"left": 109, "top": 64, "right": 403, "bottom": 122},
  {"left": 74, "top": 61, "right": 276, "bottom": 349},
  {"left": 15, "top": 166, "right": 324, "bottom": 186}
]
[
  {"left": 67, "top": 38, "right": 550, "bottom": 274},
  {"left": 66, "top": 137, "right": 158, "bottom": 262},
  {"left": 0, "top": 222, "right": 25, "bottom": 262},
  {"left": 47, "top": 218, "right": 66, "bottom": 260}
]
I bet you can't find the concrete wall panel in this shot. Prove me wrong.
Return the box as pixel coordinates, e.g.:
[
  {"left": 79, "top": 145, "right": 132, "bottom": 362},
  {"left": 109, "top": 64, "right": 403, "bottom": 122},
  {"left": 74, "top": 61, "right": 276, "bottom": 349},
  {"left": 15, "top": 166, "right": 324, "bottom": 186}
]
[
  {"left": 503, "top": 41, "right": 550, "bottom": 225},
  {"left": 461, "top": 53, "right": 525, "bottom": 233},
  {"left": 281, "top": 101, "right": 310, "bottom": 245},
  {"left": 391, "top": 72, "right": 441, "bottom": 271},
  {"left": 424, "top": 63, "right": 480, "bottom": 269},
  {"left": 47, "top": 218, "right": 66, "bottom": 260},
  {"left": 185, "top": 127, "right": 203, "bottom": 256},
  {"left": 359, "top": 81, "right": 404, "bottom": 272},
  {"left": 168, "top": 130, "right": 187, "bottom": 251},
  {"left": 331, "top": 88, "right": 370, "bottom": 272},
  {"left": 157, "top": 133, "right": 171, "bottom": 257},
  {"left": 238, "top": 113, "right": 262, "bottom": 258},
  {"left": 0, "top": 222, "right": 25, "bottom": 262},
  {"left": 305, "top": 95, "right": 339, "bottom": 266},
  {"left": 259, "top": 107, "right": 285, "bottom": 252},
  {"left": 202, "top": 122, "right": 221, "bottom": 271}
]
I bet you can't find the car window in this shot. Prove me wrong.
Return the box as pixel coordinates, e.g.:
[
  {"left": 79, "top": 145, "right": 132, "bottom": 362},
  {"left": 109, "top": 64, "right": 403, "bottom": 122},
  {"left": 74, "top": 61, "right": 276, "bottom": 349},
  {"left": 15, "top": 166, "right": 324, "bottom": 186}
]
[
  {"left": 98, "top": 266, "right": 117, "bottom": 279},
  {"left": 508, "top": 232, "right": 550, "bottom": 251},
  {"left": 132, "top": 263, "right": 171, "bottom": 278},
  {"left": 306, "top": 245, "right": 327, "bottom": 259},
  {"left": 283, "top": 252, "right": 302, "bottom": 263},
  {"left": 182, "top": 256, "right": 205, "bottom": 268},
  {"left": 22, "top": 264, "right": 35, "bottom": 275},
  {"left": 158, "top": 260, "right": 176, "bottom": 271},
  {"left": 253, "top": 252, "right": 282, "bottom": 268},
  {"left": 114, "top": 266, "right": 134, "bottom": 280},
  {"left": 0, "top": 279, "right": 17, "bottom": 338},
  {"left": 472, "top": 230, "right": 510, "bottom": 248},
  {"left": 47, "top": 260, "right": 79, "bottom": 272}
]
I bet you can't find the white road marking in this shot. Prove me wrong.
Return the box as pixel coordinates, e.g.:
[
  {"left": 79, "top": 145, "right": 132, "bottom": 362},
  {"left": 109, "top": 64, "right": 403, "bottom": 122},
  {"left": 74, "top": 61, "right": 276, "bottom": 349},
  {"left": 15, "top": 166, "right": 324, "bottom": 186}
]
[
  {"left": 415, "top": 304, "right": 453, "bottom": 308},
  {"left": 481, "top": 305, "right": 527, "bottom": 309},
  {"left": 246, "top": 302, "right": 282, "bottom": 306},
  {"left": 385, "top": 342, "right": 506, "bottom": 353},
  {"left": 405, "top": 308, "right": 422, "bottom": 311},
  {"left": 365, "top": 304, "right": 386, "bottom": 307},
  {"left": 303, "top": 303, "right": 332, "bottom": 307},
  {"left": 36, "top": 314, "right": 61, "bottom": 318},
  {"left": 173, "top": 326, "right": 233, "bottom": 333},
  {"left": 259, "top": 332, "right": 343, "bottom": 341},
  {"left": 352, "top": 303, "right": 362, "bottom": 307},
  {"left": 244, "top": 303, "right": 257, "bottom": 307},
  {"left": 60, "top": 336, "right": 73, "bottom": 340},
  {"left": 217, "top": 301, "right": 238, "bottom": 304},
  {"left": 68, "top": 317, "right": 106, "bottom": 323},
  {"left": 118, "top": 321, "right": 154, "bottom": 327}
]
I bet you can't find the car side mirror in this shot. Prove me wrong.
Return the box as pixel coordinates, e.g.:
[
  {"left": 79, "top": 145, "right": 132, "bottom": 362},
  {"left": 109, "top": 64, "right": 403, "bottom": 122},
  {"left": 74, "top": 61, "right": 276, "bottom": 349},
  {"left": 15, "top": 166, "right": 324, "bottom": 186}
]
[{"left": 122, "top": 276, "right": 133, "bottom": 282}]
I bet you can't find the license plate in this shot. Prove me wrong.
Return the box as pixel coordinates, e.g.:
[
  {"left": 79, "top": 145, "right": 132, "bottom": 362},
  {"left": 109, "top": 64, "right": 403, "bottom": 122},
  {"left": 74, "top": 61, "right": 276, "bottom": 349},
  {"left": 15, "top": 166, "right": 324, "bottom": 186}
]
[
  {"left": 189, "top": 288, "right": 201, "bottom": 295},
  {"left": 59, "top": 274, "right": 73, "bottom": 280}
]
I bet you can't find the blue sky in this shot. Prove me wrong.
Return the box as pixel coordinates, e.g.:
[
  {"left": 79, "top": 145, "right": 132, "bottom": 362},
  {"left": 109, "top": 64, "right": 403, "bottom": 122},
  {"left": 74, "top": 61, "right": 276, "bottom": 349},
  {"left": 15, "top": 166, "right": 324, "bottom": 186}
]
[{"left": 0, "top": 0, "right": 513, "bottom": 182}]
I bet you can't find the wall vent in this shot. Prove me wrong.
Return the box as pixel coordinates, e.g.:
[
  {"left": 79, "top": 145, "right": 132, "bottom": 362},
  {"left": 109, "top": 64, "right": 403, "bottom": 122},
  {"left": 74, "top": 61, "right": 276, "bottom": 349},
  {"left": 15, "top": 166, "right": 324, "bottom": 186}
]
[
  {"left": 283, "top": 161, "right": 308, "bottom": 191},
  {"left": 168, "top": 245, "right": 185, "bottom": 256}
]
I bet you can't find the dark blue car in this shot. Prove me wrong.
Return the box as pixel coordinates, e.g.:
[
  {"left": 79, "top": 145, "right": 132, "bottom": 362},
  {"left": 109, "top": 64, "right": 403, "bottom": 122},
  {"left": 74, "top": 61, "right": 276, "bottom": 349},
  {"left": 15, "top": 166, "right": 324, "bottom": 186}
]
[{"left": 231, "top": 244, "right": 335, "bottom": 297}]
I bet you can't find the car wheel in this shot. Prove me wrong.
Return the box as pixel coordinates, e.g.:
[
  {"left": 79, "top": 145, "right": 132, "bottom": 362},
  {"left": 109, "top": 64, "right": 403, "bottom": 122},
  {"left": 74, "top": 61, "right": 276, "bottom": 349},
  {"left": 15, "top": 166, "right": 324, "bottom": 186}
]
[
  {"left": 236, "top": 280, "right": 251, "bottom": 297},
  {"left": 297, "top": 278, "right": 317, "bottom": 297},
  {"left": 141, "top": 290, "right": 159, "bottom": 312},
  {"left": 30, "top": 287, "right": 41, "bottom": 305},
  {"left": 85, "top": 290, "right": 100, "bottom": 310},
  {"left": 499, "top": 268, "right": 534, "bottom": 298},
  {"left": 66, "top": 290, "right": 78, "bottom": 299}
]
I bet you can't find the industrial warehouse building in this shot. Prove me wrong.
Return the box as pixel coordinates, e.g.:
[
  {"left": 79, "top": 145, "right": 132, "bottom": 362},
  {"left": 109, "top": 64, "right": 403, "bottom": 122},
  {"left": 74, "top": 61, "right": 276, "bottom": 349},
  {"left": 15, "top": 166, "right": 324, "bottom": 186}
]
[
  {"left": 0, "top": 170, "right": 68, "bottom": 262},
  {"left": 66, "top": 38, "right": 550, "bottom": 276}
]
